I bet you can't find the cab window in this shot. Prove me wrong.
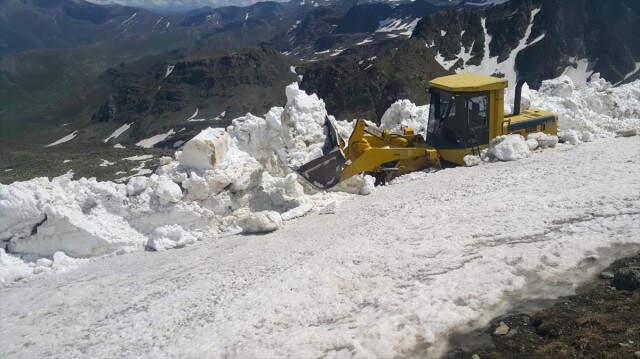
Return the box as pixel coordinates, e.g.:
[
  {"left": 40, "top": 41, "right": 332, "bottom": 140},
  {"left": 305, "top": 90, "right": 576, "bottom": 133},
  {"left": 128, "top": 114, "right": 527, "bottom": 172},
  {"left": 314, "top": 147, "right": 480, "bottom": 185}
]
[{"left": 427, "top": 89, "right": 490, "bottom": 149}]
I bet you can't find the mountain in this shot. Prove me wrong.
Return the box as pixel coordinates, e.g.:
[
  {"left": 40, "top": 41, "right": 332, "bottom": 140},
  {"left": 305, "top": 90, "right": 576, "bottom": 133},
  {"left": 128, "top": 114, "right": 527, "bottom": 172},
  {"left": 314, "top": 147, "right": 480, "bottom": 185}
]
[
  {"left": 2, "top": 0, "right": 639, "bottom": 151},
  {"left": 87, "top": 46, "right": 298, "bottom": 147},
  {"left": 411, "top": 0, "right": 640, "bottom": 88},
  {"left": 0, "top": 0, "right": 181, "bottom": 56}
]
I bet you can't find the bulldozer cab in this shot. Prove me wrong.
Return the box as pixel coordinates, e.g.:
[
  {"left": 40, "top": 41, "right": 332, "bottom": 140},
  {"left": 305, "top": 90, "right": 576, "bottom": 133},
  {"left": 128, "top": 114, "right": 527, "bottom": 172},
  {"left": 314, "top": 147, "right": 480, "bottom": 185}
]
[
  {"left": 426, "top": 73, "right": 508, "bottom": 164},
  {"left": 426, "top": 88, "right": 490, "bottom": 149}
]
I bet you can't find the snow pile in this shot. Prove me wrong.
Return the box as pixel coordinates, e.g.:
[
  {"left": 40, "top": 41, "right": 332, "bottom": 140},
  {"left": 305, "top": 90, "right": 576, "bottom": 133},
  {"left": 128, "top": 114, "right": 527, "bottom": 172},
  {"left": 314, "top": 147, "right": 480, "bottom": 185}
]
[
  {"left": 147, "top": 225, "right": 196, "bottom": 251},
  {"left": 237, "top": 210, "right": 283, "bottom": 234},
  {"left": 0, "top": 249, "right": 84, "bottom": 285},
  {"left": 526, "top": 75, "right": 640, "bottom": 140},
  {"left": 176, "top": 128, "right": 229, "bottom": 169},
  {"left": 380, "top": 99, "right": 429, "bottom": 134},
  {"left": 463, "top": 154, "right": 481, "bottom": 167},
  {"left": 0, "top": 83, "right": 370, "bottom": 284},
  {"left": 484, "top": 134, "right": 530, "bottom": 162},
  {"left": 527, "top": 132, "right": 559, "bottom": 149}
]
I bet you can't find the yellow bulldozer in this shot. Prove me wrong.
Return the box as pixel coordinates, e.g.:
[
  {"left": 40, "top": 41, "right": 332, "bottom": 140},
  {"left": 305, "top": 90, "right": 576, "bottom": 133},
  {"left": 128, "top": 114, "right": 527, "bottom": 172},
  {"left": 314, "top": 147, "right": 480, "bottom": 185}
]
[{"left": 296, "top": 73, "right": 558, "bottom": 188}]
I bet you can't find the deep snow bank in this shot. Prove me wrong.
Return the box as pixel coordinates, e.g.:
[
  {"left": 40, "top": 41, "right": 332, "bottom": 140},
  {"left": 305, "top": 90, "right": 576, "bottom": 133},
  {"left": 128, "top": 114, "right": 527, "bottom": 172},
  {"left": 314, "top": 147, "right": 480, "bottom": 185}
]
[{"left": 524, "top": 74, "right": 640, "bottom": 141}]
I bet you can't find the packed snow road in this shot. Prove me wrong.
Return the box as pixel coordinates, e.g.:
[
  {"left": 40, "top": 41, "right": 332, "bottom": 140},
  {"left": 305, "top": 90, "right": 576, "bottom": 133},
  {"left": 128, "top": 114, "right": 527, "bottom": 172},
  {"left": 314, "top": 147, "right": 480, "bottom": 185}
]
[{"left": 1, "top": 137, "right": 640, "bottom": 358}]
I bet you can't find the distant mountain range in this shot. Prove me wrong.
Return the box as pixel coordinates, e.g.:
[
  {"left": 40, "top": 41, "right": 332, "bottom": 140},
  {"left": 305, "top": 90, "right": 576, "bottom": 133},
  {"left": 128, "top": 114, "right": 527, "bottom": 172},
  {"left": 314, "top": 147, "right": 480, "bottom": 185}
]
[{"left": 1, "top": 0, "right": 639, "bottom": 150}]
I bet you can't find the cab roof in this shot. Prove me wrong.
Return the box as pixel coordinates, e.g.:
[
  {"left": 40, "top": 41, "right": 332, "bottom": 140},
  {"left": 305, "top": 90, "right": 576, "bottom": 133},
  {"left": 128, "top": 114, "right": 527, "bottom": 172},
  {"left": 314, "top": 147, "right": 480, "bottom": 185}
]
[{"left": 429, "top": 73, "right": 508, "bottom": 92}]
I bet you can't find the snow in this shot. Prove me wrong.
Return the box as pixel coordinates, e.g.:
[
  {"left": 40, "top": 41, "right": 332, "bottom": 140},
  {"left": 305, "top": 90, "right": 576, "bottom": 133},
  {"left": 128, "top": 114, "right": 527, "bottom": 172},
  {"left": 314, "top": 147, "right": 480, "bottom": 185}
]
[
  {"left": 164, "top": 65, "right": 175, "bottom": 79},
  {"left": 376, "top": 18, "right": 419, "bottom": 37},
  {"left": 356, "top": 37, "right": 373, "bottom": 46},
  {"left": 113, "top": 144, "right": 125, "bottom": 149},
  {"left": 99, "top": 159, "right": 115, "bottom": 167},
  {"left": 176, "top": 128, "right": 228, "bottom": 169},
  {"left": 45, "top": 130, "right": 78, "bottom": 147},
  {"left": 329, "top": 48, "right": 345, "bottom": 57},
  {"left": 437, "top": 8, "right": 545, "bottom": 98},
  {"left": 484, "top": 134, "right": 530, "bottom": 161},
  {"left": 562, "top": 58, "right": 593, "bottom": 87},
  {"left": 289, "top": 65, "right": 297, "bottom": 74},
  {"left": 136, "top": 129, "right": 175, "bottom": 148},
  {"left": 146, "top": 224, "right": 196, "bottom": 251},
  {"left": 1, "top": 74, "right": 640, "bottom": 356},
  {"left": 526, "top": 75, "right": 640, "bottom": 139},
  {"left": 527, "top": 132, "right": 558, "bottom": 149},
  {"left": 186, "top": 108, "right": 203, "bottom": 122},
  {"left": 62, "top": 159, "right": 71, "bottom": 164},
  {"left": 124, "top": 155, "right": 153, "bottom": 161},
  {"left": 380, "top": 99, "right": 429, "bottom": 134},
  {"left": 0, "top": 83, "right": 368, "bottom": 282},
  {"left": 463, "top": 154, "right": 481, "bottom": 167},
  {"left": 103, "top": 123, "right": 132, "bottom": 143},
  {"left": 237, "top": 210, "right": 282, "bottom": 234},
  {"left": 154, "top": 179, "right": 183, "bottom": 205},
  {"left": 119, "top": 12, "right": 137, "bottom": 27},
  {"left": 1, "top": 136, "right": 639, "bottom": 357},
  {"left": 466, "top": 0, "right": 511, "bottom": 6},
  {"left": 615, "top": 62, "right": 640, "bottom": 86}
]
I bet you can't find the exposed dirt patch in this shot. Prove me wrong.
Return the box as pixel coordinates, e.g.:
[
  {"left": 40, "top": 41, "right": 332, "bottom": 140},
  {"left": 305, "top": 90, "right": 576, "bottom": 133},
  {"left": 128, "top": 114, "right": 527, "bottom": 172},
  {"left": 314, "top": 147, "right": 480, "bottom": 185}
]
[{"left": 445, "top": 252, "right": 640, "bottom": 359}]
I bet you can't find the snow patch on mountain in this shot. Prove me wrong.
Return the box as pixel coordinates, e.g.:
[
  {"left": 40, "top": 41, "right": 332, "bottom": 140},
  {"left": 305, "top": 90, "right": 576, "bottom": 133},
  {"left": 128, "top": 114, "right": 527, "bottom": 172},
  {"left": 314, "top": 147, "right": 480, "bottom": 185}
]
[
  {"left": 103, "top": 123, "right": 132, "bottom": 143},
  {"left": 377, "top": 17, "right": 419, "bottom": 37},
  {"left": 437, "top": 8, "right": 545, "bottom": 99},
  {"left": 45, "top": 130, "right": 78, "bottom": 147},
  {"left": 136, "top": 129, "right": 176, "bottom": 148}
]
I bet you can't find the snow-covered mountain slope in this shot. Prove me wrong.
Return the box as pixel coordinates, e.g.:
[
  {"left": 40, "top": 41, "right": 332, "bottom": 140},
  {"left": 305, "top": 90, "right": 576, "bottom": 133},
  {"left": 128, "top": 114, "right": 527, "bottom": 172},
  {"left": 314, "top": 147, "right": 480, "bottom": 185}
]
[
  {"left": 413, "top": 0, "right": 640, "bottom": 88},
  {"left": 1, "top": 134, "right": 639, "bottom": 358}
]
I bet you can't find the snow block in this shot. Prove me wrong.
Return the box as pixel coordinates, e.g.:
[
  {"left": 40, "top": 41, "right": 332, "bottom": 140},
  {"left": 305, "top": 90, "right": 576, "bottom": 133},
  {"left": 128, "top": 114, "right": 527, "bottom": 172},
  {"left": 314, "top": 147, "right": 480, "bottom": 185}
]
[
  {"left": 147, "top": 225, "right": 196, "bottom": 251},
  {"left": 155, "top": 179, "right": 183, "bottom": 204},
  {"left": 177, "top": 127, "right": 229, "bottom": 169},
  {"left": 238, "top": 211, "right": 282, "bottom": 234},
  {"left": 527, "top": 132, "right": 558, "bottom": 149},
  {"left": 485, "top": 135, "right": 530, "bottom": 161},
  {"left": 380, "top": 99, "right": 429, "bottom": 134},
  {"left": 463, "top": 155, "right": 481, "bottom": 167}
]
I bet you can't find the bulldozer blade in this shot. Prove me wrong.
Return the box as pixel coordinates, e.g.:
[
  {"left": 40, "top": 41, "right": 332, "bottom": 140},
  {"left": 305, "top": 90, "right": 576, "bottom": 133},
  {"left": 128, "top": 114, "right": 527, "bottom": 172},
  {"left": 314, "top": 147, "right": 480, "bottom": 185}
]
[
  {"left": 321, "top": 116, "right": 344, "bottom": 155},
  {"left": 295, "top": 150, "right": 346, "bottom": 190}
]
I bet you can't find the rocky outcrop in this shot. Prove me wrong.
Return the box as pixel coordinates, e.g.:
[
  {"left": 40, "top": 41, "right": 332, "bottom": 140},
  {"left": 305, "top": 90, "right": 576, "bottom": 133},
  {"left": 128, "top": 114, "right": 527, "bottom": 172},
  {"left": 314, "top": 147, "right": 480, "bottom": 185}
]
[{"left": 89, "top": 46, "right": 298, "bottom": 146}]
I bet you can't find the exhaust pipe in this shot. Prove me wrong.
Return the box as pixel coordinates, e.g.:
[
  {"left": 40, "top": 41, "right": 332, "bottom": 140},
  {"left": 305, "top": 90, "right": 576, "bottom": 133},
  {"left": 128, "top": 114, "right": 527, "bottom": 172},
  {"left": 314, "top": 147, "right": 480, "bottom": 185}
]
[{"left": 513, "top": 78, "right": 526, "bottom": 116}]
